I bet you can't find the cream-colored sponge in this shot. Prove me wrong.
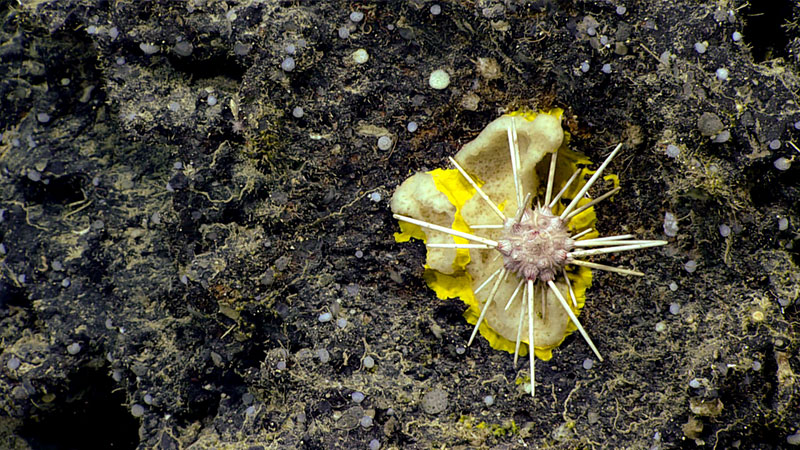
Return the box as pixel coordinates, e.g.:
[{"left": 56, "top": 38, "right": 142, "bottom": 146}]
[{"left": 390, "top": 172, "right": 459, "bottom": 274}]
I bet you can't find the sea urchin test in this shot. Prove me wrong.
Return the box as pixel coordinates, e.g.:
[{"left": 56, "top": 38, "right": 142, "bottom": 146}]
[{"left": 391, "top": 111, "right": 667, "bottom": 396}]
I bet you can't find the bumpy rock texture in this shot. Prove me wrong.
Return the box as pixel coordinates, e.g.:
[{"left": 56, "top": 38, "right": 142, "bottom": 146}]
[{"left": 0, "top": 1, "right": 798, "bottom": 449}]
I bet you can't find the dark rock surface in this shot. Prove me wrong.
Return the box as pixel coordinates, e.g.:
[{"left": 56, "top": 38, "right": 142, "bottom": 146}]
[{"left": 0, "top": 1, "right": 798, "bottom": 448}]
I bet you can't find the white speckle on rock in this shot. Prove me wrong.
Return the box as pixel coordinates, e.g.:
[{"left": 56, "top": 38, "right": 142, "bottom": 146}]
[
  {"left": 352, "top": 48, "right": 369, "bottom": 64},
  {"left": 428, "top": 69, "right": 450, "bottom": 90},
  {"left": 349, "top": 11, "right": 364, "bottom": 23},
  {"left": 281, "top": 57, "right": 295, "bottom": 72},
  {"left": 131, "top": 404, "right": 145, "bottom": 417},
  {"left": 774, "top": 157, "right": 791, "bottom": 171},
  {"left": 377, "top": 135, "right": 393, "bottom": 150},
  {"left": 694, "top": 42, "right": 707, "bottom": 54},
  {"left": 663, "top": 212, "right": 679, "bottom": 237},
  {"left": 666, "top": 144, "right": 680, "bottom": 158}
]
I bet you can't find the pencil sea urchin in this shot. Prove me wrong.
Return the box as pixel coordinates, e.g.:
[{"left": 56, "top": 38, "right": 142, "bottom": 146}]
[{"left": 391, "top": 111, "right": 667, "bottom": 396}]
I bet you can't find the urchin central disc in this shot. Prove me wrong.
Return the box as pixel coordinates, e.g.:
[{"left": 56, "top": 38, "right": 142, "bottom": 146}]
[{"left": 496, "top": 205, "right": 574, "bottom": 282}]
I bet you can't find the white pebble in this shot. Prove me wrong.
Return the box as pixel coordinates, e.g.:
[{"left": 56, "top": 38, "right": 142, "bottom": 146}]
[
  {"left": 715, "top": 68, "right": 729, "bottom": 81},
  {"left": 582, "top": 358, "right": 594, "bottom": 370},
  {"left": 666, "top": 144, "right": 680, "bottom": 158},
  {"left": 602, "top": 63, "right": 611, "bottom": 74},
  {"left": 131, "top": 404, "right": 145, "bottom": 417},
  {"left": 318, "top": 312, "right": 332, "bottom": 322},
  {"left": 352, "top": 48, "right": 369, "bottom": 64},
  {"left": 694, "top": 42, "right": 707, "bottom": 54},
  {"left": 292, "top": 106, "right": 304, "bottom": 118},
  {"left": 684, "top": 260, "right": 697, "bottom": 273},
  {"left": 616, "top": 5, "right": 626, "bottom": 15},
  {"left": 580, "top": 61, "right": 590, "bottom": 73},
  {"left": 349, "top": 11, "right": 364, "bottom": 23},
  {"left": 67, "top": 343, "right": 82, "bottom": 355},
  {"left": 281, "top": 57, "right": 295, "bottom": 72},
  {"left": 668, "top": 281, "right": 678, "bottom": 291},
  {"left": 7, "top": 357, "right": 21, "bottom": 370},
  {"left": 689, "top": 378, "right": 701, "bottom": 388},
  {"left": 655, "top": 321, "right": 667, "bottom": 332},
  {"left": 336, "top": 317, "right": 348, "bottom": 328},
  {"left": 338, "top": 27, "right": 350, "bottom": 39},
  {"left": 37, "top": 112, "right": 51, "bottom": 123},
  {"left": 428, "top": 69, "right": 450, "bottom": 90},
  {"left": 483, "top": 395, "right": 494, "bottom": 406},
  {"left": 663, "top": 211, "right": 679, "bottom": 237},
  {"left": 430, "top": 4, "right": 441, "bottom": 15},
  {"left": 316, "top": 348, "right": 330, "bottom": 363},
  {"left": 456, "top": 346, "right": 466, "bottom": 355},
  {"left": 369, "top": 192, "right": 382, "bottom": 202},
  {"left": 407, "top": 121, "right": 418, "bottom": 132},
  {"left": 769, "top": 139, "right": 782, "bottom": 150},
  {"left": 369, "top": 439, "right": 381, "bottom": 450},
  {"left": 778, "top": 217, "right": 789, "bottom": 231},
  {"left": 377, "top": 135, "right": 393, "bottom": 150},
  {"left": 363, "top": 355, "right": 375, "bottom": 368},
  {"left": 732, "top": 31, "right": 742, "bottom": 42},
  {"left": 139, "top": 43, "right": 159, "bottom": 55},
  {"left": 788, "top": 433, "right": 800, "bottom": 445},
  {"left": 752, "top": 360, "right": 762, "bottom": 371},
  {"left": 360, "top": 415, "right": 373, "bottom": 428},
  {"left": 774, "top": 157, "right": 791, "bottom": 171},
  {"left": 207, "top": 95, "right": 217, "bottom": 106},
  {"left": 713, "top": 130, "right": 731, "bottom": 143},
  {"left": 351, "top": 391, "right": 365, "bottom": 403},
  {"left": 355, "top": 250, "right": 363, "bottom": 258},
  {"left": 718, "top": 224, "right": 731, "bottom": 237},
  {"left": 669, "top": 303, "right": 681, "bottom": 315}
]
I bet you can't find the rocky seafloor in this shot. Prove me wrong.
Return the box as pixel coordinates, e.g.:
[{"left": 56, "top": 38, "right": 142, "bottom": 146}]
[{"left": 0, "top": 1, "right": 798, "bottom": 449}]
